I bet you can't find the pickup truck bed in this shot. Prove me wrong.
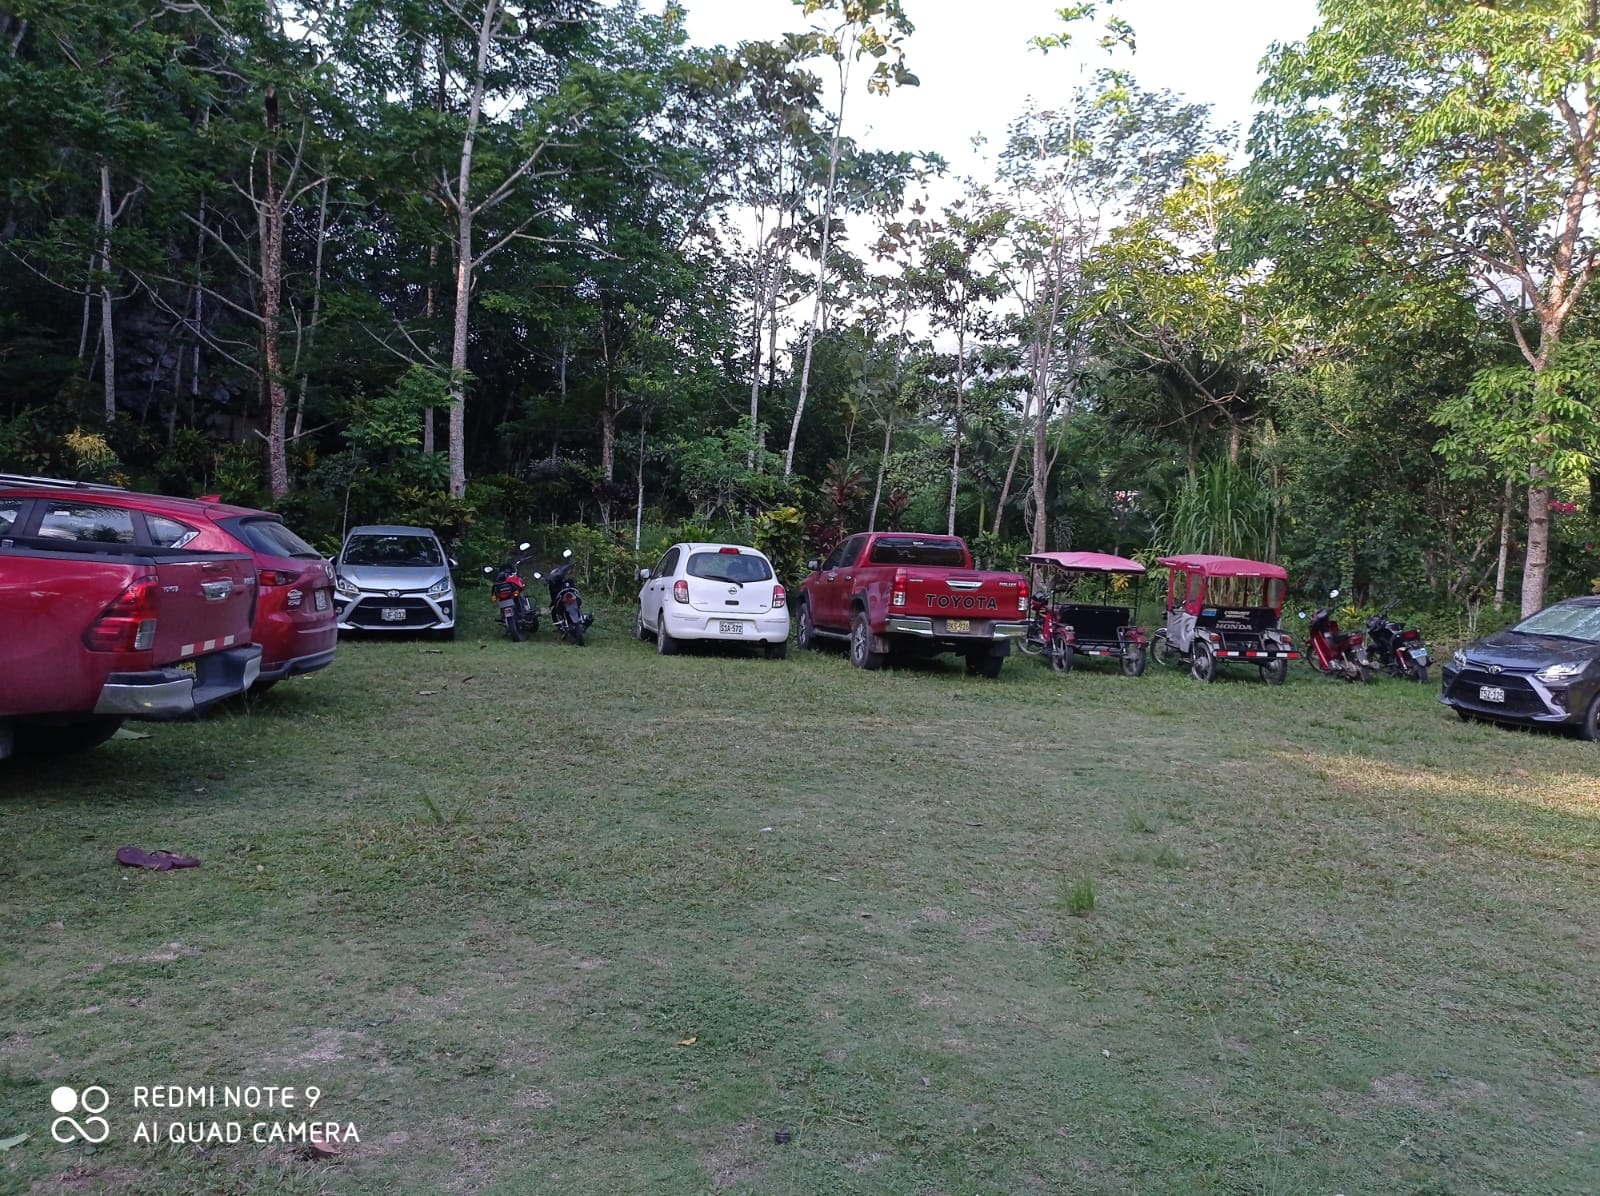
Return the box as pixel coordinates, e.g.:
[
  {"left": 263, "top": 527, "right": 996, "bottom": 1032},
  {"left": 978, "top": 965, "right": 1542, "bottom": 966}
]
[{"left": 0, "top": 538, "right": 262, "bottom": 759}]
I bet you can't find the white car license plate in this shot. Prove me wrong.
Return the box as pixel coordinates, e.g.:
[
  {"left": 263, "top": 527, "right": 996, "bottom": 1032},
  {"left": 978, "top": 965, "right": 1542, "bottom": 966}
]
[
  {"left": 719, "top": 620, "right": 744, "bottom": 634},
  {"left": 381, "top": 607, "right": 407, "bottom": 622},
  {"left": 946, "top": 619, "right": 971, "bottom": 633},
  {"left": 314, "top": 590, "right": 330, "bottom": 611},
  {"left": 1478, "top": 685, "right": 1506, "bottom": 703}
]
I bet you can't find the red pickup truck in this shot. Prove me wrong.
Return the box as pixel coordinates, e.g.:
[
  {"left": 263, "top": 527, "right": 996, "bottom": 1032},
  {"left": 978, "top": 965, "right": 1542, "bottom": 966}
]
[
  {"left": 1, "top": 495, "right": 263, "bottom": 759},
  {"left": 796, "top": 532, "right": 1029, "bottom": 676}
]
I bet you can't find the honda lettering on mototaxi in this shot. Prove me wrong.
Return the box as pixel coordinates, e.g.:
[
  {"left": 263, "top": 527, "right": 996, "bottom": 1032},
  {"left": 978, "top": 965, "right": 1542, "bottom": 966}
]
[{"left": 44, "top": 1082, "right": 359, "bottom": 1149}]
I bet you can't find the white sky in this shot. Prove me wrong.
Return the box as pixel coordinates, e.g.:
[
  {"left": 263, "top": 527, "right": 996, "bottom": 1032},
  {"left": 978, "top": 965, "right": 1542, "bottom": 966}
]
[{"left": 680, "top": 0, "right": 1323, "bottom": 176}]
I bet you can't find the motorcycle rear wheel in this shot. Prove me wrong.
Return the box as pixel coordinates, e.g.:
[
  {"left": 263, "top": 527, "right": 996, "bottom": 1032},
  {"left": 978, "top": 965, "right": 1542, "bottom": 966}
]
[
  {"left": 506, "top": 615, "right": 525, "bottom": 643},
  {"left": 1405, "top": 659, "right": 1430, "bottom": 684}
]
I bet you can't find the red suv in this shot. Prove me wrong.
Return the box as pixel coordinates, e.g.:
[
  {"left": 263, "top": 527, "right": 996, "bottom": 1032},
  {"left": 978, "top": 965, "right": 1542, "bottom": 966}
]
[{"left": 0, "top": 477, "right": 337, "bottom": 689}]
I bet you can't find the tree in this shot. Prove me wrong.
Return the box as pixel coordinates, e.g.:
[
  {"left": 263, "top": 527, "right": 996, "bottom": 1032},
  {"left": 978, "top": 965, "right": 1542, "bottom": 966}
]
[
  {"left": 1254, "top": 0, "right": 1600, "bottom": 614},
  {"left": 781, "top": 0, "right": 917, "bottom": 476}
]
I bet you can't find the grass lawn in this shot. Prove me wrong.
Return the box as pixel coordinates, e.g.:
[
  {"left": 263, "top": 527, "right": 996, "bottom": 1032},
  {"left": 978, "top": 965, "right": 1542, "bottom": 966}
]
[{"left": 3, "top": 599, "right": 1599, "bottom": 1195}]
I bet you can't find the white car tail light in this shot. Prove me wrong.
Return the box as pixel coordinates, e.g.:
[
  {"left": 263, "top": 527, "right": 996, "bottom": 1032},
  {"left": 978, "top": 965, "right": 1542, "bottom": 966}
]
[
  {"left": 772, "top": 584, "right": 786, "bottom": 608},
  {"left": 673, "top": 579, "right": 689, "bottom": 604}
]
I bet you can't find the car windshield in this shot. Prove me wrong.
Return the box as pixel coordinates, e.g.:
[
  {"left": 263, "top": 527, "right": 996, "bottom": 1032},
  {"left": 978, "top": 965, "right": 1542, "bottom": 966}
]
[
  {"left": 1512, "top": 602, "right": 1600, "bottom": 644},
  {"left": 866, "top": 537, "right": 967, "bottom": 567},
  {"left": 687, "top": 551, "right": 773, "bottom": 584},
  {"left": 343, "top": 534, "right": 442, "bottom": 568},
  {"left": 231, "top": 517, "right": 322, "bottom": 559}
]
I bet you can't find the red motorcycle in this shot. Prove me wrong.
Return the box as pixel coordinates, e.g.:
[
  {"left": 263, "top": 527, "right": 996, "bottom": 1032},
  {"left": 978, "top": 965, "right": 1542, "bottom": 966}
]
[
  {"left": 483, "top": 542, "right": 539, "bottom": 642},
  {"left": 1298, "top": 589, "right": 1372, "bottom": 683}
]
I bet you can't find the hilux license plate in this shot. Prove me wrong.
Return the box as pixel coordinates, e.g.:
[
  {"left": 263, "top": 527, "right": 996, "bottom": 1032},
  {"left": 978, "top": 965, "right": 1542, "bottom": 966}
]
[
  {"left": 1478, "top": 685, "right": 1506, "bottom": 703},
  {"left": 381, "top": 607, "right": 407, "bottom": 622},
  {"left": 945, "top": 619, "right": 971, "bottom": 633},
  {"left": 719, "top": 620, "right": 744, "bottom": 634}
]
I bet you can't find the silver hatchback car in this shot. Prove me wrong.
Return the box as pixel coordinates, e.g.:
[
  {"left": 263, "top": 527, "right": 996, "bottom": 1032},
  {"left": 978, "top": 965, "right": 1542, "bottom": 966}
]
[{"left": 333, "top": 524, "right": 457, "bottom": 637}]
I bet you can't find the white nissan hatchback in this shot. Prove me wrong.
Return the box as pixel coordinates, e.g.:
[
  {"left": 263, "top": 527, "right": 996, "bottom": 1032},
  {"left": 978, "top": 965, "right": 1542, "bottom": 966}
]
[{"left": 636, "top": 542, "right": 789, "bottom": 658}]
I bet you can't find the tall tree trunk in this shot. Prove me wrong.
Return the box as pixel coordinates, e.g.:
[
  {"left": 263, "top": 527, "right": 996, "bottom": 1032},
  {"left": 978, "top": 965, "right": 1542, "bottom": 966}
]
[
  {"left": 869, "top": 413, "right": 892, "bottom": 532},
  {"left": 946, "top": 302, "right": 966, "bottom": 535},
  {"left": 747, "top": 204, "right": 769, "bottom": 469},
  {"left": 634, "top": 420, "right": 646, "bottom": 552},
  {"left": 260, "top": 86, "right": 289, "bottom": 500},
  {"left": 447, "top": 0, "right": 498, "bottom": 499},
  {"left": 424, "top": 242, "right": 438, "bottom": 454},
  {"left": 97, "top": 163, "right": 116, "bottom": 425},
  {"left": 993, "top": 391, "right": 1031, "bottom": 538},
  {"left": 293, "top": 177, "right": 331, "bottom": 444},
  {"left": 1494, "top": 476, "right": 1514, "bottom": 610},
  {"left": 1521, "top": 473, "right": 1550, "bottom": 616},
  {"left": 784, "top": 54, "right": 852, "bottom": 477}
]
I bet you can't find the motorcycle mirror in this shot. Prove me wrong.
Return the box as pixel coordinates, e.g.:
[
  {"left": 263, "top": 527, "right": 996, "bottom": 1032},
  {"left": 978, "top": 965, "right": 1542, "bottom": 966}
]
[
  {"left": 482, "top": 565, "right": 492, "bottom": 574},
  {"left": 519, "top": 542, "right": 531, "bottom": 551},
  {"left": 1329, "top": 588, "right": 1340, "bottom": 599},
  {"left": 562, "top": 548, "right": 573, "bottom": 559},
  {"left": 448, "top": 557, "right": 459, "bottom": 570},
  {"left": 1297, "top": 610, "right": 1307, "bottom": 619},
  {"left": 532, "top": 571, "right": 543, "bottom": 579}
]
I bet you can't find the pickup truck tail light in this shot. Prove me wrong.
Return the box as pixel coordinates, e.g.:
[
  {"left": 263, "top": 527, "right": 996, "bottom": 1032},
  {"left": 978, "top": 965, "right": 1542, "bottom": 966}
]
[
  {"left": 673, "top": 579, "right": 689, "bottom": 604},
  {"left": 83, "top": 576, "right": 159, "bottom": 653},
  {"left": 890, "top": 574, "right": 907, "bottom": 607},
  {"left": 772, "top": 583, "right": 786, "bottom": 608},
  {"left": 1018, "top": 586, "right": 1029, "bottom": 612}
]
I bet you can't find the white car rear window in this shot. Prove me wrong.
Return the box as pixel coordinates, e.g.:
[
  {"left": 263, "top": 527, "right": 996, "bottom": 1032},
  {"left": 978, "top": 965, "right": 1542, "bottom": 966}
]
[{"left": 687, "top": 551, "right": 773, "bottom": 583}]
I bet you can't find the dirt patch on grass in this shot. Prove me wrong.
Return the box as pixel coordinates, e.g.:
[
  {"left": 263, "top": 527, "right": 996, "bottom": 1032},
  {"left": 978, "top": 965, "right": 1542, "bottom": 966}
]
[
  {"left": 703, "top": 1120, "right": 766, "bottom": 1189},
  {"left": 29, "top": 1163, "right": 146, "bottom": 1192},
  {"left": 1369, "top": 1072, "right": 1441, "bottom": 1112}
]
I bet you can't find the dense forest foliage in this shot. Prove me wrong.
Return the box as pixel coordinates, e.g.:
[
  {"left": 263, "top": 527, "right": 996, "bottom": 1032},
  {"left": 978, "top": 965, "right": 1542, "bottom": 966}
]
[{"left": 3, "top": 0, "right": 1598, "bottom": 621}]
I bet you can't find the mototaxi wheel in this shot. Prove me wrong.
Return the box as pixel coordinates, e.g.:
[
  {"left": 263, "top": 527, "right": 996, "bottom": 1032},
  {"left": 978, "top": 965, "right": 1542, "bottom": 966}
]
[
  {"left": 1120, "top": 646, "right": 1147, "bottom": 677},
  {"left": 1151, "top": 630, "right": 1177, "bottom": 668},
  {"left": 1190, "top": 641, "right": 1217, "bottom": 683},
  {"left": 1259, "top": 657, "right": 1288, "bottom": 685}
]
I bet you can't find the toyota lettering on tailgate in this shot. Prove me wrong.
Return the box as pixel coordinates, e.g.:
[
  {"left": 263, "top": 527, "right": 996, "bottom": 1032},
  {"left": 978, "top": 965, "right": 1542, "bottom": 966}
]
[{"left": 925, "top": 593, "right": 999, "bottom": 610}]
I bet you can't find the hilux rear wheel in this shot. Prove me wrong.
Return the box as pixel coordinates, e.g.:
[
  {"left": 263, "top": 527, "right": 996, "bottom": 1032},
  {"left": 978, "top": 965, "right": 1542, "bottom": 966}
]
[
  {"left": 849, "top": 610, "right": 884, "bottom": 670},
  {"left": 16, "top": 716, "right": 124, "bottom": 756},
  {"left": 966, "top": 650, "right": 1003, "bottom": 679}
]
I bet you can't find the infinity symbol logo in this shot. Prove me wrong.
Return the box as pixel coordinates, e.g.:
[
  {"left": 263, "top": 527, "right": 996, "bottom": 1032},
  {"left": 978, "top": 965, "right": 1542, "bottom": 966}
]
[{"left": 50, "top": 1086, "right": 111, "bottom": 1144}]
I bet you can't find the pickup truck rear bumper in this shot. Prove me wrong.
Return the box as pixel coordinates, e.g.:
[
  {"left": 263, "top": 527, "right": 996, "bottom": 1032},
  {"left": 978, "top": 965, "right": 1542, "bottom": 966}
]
[
  {"left": 255, "top": 646, "right": 337, "bottom": 684},
  {"left": 885, "top": 617, "right": 1029, "bottom": 640},
  {"left": 94, "top": 645, "right": 263, "bottom": 720}
]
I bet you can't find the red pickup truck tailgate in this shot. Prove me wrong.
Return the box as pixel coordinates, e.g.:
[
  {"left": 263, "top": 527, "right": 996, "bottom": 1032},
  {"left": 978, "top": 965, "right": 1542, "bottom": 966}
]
[
  {"left": 151, "top": 555, "right": 258, "bottom": 662},
  {"left": 901, "top": 569, "right": 1028, "bottom": 619}
]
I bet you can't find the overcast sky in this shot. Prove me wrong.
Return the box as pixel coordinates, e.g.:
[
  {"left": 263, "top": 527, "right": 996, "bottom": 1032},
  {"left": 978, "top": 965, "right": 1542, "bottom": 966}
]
[{"left": 679, "top": 0, "right": 1323, "bottom": 177}]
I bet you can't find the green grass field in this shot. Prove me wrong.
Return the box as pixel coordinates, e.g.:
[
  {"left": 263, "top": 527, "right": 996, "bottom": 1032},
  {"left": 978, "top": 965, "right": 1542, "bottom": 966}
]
[{"left": 3, "top": 600, "right": 1599, "bottom": 1195}]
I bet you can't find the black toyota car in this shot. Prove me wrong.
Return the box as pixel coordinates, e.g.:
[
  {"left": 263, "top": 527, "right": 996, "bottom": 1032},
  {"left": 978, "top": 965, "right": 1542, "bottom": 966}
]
[{"left": 1441, "top": 596, "right": 1600, "bottom": 739}]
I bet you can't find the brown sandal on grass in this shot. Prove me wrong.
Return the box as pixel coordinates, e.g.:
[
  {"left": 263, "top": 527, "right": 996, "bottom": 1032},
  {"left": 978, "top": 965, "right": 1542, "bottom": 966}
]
[{"left": 116, "top": 846, "right": 200, "bottom": 870}]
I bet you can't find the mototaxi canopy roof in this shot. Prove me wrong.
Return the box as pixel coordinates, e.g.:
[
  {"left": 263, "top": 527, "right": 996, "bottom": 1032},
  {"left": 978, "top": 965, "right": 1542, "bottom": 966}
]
[
  {"left": 1157, "top": 554, "right": 1287, "bottom": 580},
  {"left": 1022, "top": 550, "right": 1146, "bottom": 574}
]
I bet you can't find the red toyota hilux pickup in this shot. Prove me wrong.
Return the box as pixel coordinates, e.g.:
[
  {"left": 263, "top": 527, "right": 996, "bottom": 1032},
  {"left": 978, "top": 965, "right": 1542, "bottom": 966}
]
[
  {"left": 796, "top": 532, "right": 1029, "bottom": 676},
  {"left": 1, "top": 483, "right": 263, "bottom": 760}
]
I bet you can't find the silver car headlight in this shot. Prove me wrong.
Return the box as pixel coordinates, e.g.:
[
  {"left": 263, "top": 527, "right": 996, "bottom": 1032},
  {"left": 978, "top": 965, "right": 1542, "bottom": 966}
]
[
  {"left": 1535, "top": 661, "right": 1585, "bottom": 683},
  {"left": 335, "top": 575, "right": 358, "bottom": 596},
  {"left": 426, "top": 577, "right": 452, "bottom": 597}
]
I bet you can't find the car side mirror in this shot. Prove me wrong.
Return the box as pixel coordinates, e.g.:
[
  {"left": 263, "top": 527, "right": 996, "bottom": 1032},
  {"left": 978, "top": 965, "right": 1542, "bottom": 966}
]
[
  {"left": 562, "top": 548, "right": 573, "bottom": 559},
  {"left": 637, "top": 568, "right": 651, "bottom": 581},
  {"left": 806, "top": 559, "right": 820, "bottom": 571},
  {"left": 519, "top": 542, "right": 531, "bottom": 551}
]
